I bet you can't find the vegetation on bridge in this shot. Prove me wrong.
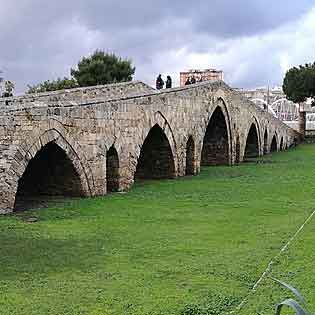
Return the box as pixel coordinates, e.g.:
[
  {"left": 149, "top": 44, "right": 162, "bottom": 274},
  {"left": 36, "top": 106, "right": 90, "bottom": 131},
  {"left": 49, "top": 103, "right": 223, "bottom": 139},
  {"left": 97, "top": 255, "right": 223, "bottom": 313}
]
[{"left": 1, "top": 145, "right": 315, "bottom": 314}]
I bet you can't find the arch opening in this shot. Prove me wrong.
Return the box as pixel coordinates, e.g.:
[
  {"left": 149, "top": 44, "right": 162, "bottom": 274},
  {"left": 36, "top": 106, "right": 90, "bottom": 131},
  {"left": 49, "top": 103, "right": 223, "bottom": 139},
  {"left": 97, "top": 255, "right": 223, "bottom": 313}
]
[
  {"left": 106, "top": 146, "right": 119, "bottom": 193},
  {"left": 186, "top": 136, "right": 195, "bottom": 175},
  {"left": 263, "top": 130, "right": 268, "bottom": 154},
  {"left": 14, "top": 142, "right": 84, "bottom": 211},
  {"left": 270, "top": 135, "right": 277, "bottom": 152},
  {"left": 244, "top": 124, "right": 259, "bottom": 160},
  {"left": 135, "top": 124, "right": 175, "bottom": 180},
  {"left": 201, "top": 107, "right": 229, "bottom": 166}
]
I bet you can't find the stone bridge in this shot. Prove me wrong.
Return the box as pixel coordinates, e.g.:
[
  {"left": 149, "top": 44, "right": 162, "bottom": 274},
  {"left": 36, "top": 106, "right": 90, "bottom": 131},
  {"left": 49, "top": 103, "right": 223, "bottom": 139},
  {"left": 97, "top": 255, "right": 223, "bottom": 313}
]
[{"left": 0, "top": 80, "right": 299, "bottom": 213}]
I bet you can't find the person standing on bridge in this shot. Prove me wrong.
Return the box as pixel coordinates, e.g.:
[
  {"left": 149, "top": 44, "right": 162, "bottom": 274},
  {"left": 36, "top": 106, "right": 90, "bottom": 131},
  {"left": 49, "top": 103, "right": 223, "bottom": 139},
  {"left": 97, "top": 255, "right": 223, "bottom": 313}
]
[
  {"left": 166, "top": 75, "right": 172, "bottom": 89},
  {"left": 185, "top": 77, "right": 191, "bottom": 85},
  {"left": 156, "top": 74, "right": 164, "bottom": 90}
]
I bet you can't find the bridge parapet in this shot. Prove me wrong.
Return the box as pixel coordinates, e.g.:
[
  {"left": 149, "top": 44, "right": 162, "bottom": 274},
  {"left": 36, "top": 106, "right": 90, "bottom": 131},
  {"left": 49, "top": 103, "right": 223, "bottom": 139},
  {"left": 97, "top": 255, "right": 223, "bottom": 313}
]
[{"left": 0, "top": 81, "right": 154, "bottom": 110}]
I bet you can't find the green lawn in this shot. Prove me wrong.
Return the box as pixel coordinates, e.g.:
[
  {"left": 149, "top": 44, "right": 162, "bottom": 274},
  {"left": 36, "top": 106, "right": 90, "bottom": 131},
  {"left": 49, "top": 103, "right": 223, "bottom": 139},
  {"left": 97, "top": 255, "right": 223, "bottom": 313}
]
[{"left": 1, "top": 145, "right": 315, "bottom": 315}]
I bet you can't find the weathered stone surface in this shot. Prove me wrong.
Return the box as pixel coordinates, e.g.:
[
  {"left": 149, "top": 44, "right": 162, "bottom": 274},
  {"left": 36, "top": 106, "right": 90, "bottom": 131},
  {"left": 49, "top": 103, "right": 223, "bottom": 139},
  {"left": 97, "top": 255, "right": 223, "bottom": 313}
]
[{"left": 0, "top": 80, "right": 299, "bottom": 213}]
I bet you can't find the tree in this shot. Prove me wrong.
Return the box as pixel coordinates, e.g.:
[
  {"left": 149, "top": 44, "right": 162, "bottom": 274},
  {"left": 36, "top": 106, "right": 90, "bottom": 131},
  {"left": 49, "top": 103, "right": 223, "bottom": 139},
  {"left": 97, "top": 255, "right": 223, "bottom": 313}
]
[
  {"left": 71, "top": 50, "right": 135, "bottom": 87},
  {"left": 27, "top": 77, "right": 78, "bottom": 94},
  {"left": 27, "top": 50, "right": 135, "bottom": 93},
  {"left": 283, "top": 63, "right": 315, "bottom": 105}
]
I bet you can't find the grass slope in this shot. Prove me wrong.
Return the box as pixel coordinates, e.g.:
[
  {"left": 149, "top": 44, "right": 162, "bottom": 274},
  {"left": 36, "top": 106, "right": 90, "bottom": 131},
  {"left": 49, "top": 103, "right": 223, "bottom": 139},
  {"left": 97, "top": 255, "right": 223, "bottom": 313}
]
[{"left": 1, "top": 145, "right": 315, "bottom": 315}]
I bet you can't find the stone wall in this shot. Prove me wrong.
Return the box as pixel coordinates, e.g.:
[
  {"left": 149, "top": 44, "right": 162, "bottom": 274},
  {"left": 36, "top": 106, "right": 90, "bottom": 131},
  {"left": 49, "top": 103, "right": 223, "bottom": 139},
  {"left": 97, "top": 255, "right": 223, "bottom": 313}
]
[
  {"left": 0, "top": 80, "right": 300, "bottom": 213},
  {"left": 0, "top": 81, "right": 154, "bottom": 108}
]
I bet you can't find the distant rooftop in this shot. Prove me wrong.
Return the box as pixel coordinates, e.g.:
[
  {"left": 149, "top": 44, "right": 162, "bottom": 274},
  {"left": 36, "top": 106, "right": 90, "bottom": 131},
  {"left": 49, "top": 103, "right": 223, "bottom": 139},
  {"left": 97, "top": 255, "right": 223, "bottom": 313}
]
[{"left": 180, "top": 68, "right": 224, "bottom": 87}]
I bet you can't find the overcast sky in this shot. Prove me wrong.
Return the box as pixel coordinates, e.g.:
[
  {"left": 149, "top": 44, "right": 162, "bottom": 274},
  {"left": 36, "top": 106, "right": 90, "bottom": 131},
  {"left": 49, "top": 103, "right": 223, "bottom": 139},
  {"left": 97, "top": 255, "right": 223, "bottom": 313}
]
[{"left": 1, "top": 0, "right": 315, "bottom": 94}]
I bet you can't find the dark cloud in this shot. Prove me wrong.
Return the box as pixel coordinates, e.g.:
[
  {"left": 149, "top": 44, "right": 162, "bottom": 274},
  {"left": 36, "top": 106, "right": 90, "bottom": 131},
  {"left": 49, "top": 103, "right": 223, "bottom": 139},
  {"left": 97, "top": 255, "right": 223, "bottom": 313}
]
[
  {"left": 191, "top": 0, "right": 313, "bottom": 38},
  {"left": 60, "top": 0, "right": 313, "bottom": 36},
  {"left": 0, "top": 0, "right": 314, "bottom": 93}
]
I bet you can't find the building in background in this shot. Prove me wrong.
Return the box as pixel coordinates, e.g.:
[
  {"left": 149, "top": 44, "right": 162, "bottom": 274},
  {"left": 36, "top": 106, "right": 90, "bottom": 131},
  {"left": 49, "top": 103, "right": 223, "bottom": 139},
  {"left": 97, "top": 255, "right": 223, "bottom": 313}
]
[
  {"left": 180, "top": 69, "right": 224, "bottom": 87},
  {"left": 236, "top": 86, "right": 307, "bottom": 132},
  {"left": 235, "top": 86, "right": 299, "bottom": 122}
]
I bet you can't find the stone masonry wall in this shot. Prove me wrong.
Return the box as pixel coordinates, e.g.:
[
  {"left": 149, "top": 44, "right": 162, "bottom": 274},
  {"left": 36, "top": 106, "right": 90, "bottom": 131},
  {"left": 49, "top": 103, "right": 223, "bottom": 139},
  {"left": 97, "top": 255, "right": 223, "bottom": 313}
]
[{"left": 0, "top": 81, "right": 154, "bottom": 108}]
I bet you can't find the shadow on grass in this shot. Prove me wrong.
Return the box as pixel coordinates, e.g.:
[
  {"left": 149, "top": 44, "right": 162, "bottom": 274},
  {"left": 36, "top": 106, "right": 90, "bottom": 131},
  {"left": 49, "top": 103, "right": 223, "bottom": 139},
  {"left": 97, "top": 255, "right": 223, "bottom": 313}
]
[{"left": 0, "top": 231, "right": 112, "bottom": 280}]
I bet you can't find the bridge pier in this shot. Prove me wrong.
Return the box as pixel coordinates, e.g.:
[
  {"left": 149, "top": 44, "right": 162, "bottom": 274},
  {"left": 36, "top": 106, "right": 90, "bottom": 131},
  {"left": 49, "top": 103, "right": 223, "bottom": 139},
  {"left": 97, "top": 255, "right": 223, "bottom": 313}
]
[
  {"left": 0, "top": 185, "right": 16, "bottom": 214},
  {"left": 185, "top": 136, "right": 197, "bottom": 175},
  {"left": 117, "top": 151, "right": 135, "bottom": 192},
  {"left": 298, "top": 110, "right": 306, "bottom": 140}
]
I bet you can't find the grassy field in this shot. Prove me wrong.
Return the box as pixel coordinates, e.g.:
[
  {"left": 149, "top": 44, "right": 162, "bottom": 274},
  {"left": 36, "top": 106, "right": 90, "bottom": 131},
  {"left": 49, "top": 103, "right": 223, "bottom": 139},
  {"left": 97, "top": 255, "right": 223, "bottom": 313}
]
[{"left": 1, "top": 144, "right": 315, "bottom": 315}]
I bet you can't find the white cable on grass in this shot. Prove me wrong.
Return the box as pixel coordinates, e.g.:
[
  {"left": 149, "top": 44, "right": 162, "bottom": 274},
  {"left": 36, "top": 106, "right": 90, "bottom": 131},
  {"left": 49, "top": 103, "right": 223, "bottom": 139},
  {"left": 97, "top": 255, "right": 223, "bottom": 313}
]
[{"left": 231, "top": 208, "right": 315, "bottom": 313}]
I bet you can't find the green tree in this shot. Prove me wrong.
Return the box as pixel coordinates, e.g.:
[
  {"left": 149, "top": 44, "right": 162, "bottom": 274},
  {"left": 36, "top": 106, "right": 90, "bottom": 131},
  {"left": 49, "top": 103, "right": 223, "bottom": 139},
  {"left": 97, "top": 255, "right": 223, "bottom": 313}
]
[
  {"left": 27, "top": 50, "right": 135, "bottom": 93},
  {"left": 71, "top": 50, "right": 135, "bottom": 87},
  {"left": 283, "top": 63, "right": 315, "bottom": 105},
  {"left": 27, "top": 77, "right": 78, "bottom": 94}
]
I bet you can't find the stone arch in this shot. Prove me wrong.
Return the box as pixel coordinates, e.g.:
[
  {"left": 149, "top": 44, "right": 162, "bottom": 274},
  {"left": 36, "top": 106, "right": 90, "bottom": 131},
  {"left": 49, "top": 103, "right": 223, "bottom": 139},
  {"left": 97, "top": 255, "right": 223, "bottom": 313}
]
[
  {"left": 133, "top": 110, "right": 178, "bottom": 175},
  {"left": 135, "top": 124, "right": 175, "bottom": 180},
  {"left": 186, "top": 135, "right": 196, "bottom": 175},
  {"left": 106, "top": 146, "right": 120, "bottom": 193},
  {"left": 270, "top": 134, "right": 277, "bottom": 152},
  {"left": 263, "top": 129, "right": 268, "bottom": 154},
  {"left": 280, "top": 137, "right": 284, "bottom": 151},
  {"left": 244, "top": 123, "right": 260, "bottom": 160},
  {"left": 12, "top": 129, "right": 92, "bottom": 211},
  {"left": 201, "top": 102, "right": 232, "bottom": 166}
]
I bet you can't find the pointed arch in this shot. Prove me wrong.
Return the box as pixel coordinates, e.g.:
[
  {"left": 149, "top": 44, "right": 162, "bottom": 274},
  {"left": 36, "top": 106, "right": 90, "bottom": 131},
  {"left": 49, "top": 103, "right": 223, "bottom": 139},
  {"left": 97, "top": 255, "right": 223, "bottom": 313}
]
[
  {"left": 106, "top": 146, "right": 120, "bottom": 193},
  {"left": 270, "top": 135, "right": 277, "bottom": 152},
  {"left": 201, "top": 105, "right": 231, "bottom": 166},
  {"left": 5, "top": 124, "right": 94, "bottom": 212},
  {"left": 10, "top": 123, "right": 93, "bottom": 190},
  {"left": 14, "top": 139, "right": 87, "bottom": 211},
  {"left": 135, "top": 124, "right": 175, "bottom": 180},
  {"left": 244, "top": 123, "right": 259, "bottom": 160},
  {"left": 133, "top": 110, "right": 178, "bottom": 178},
  {"left": 186, "top": 136, "right": 196, "bottom": 175}
]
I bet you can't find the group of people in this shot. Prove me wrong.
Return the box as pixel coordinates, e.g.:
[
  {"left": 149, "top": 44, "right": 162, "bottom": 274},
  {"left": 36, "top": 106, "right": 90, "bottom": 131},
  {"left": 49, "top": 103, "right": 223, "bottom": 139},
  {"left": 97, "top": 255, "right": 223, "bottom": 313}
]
[
  {"left": 156, "top": 74, "right": 203, "bottom": 90},
  {"left": 156, "top": 74, "right": 172, "bottom": 90},
  {"left": 184, "top": 75, "right": 202, "bottom": 85}
]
